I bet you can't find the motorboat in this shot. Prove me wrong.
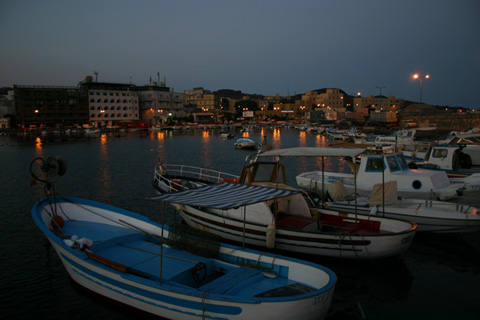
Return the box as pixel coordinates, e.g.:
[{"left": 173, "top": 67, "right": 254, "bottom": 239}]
[
  {"left": 220, "top": 132, "right": 234, "bottom": 139},
  {"left": 296, "top": 148, "right": 465, "bottom": 201},
  {"left": 323, "top": 181, "right": 480, "bottom": 233},
  {"left": 443, "top": 129, "right": 480, "bottom": 165},
  {"left": 30, "top": 156, "right": 337, "bottom": 320},
  {"left": 153, "top": 149, "right": 417, "bottom": 260},
  {"left": 234, "top": 138, "right": 257, "bottom": 149},
  {"left": 405, "top": 144, "right": 480, "bottom": 196}
]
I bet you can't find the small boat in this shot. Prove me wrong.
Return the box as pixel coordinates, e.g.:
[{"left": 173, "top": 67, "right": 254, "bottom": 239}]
[
  {"left": 153, "top": 149, "right": 417, "bottom": 260},
  {"left": 153, "top": 163, "right": 239, "bottom": 193},
  {"left": 31, "top": 156, "right": 337, "bottom": 320},
  {"left": 296, "top": 148, "right": 465, "bottom": 201},
  {"left": 84, "top": 128, "right": 101, "bottom": 135},
  {"left": 220, "top": 132, "right": 234, "bottom": 139},
  {"left": 234, "top": 138, "right": 257, "bottom": 149},
  {"left": 323, "top": 181, "right": 480, "bottom": 233}
]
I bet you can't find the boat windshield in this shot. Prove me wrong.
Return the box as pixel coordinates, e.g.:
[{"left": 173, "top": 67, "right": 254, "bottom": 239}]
[
  {"left": 386, "top": 155, "right": 401, "bottom": 172},
  {"left": 396, "top": 154, "right": 409, "bottom": 170},
  {"left": 365, "top": 157, "right": 385, "bottom": 172}
]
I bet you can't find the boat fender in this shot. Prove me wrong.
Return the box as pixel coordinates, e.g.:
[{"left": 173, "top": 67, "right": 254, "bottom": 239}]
[
  {"left": 78, "top": 237, "right": 93, "bottom": 248},
  {"left": 369, "top": 206, "right": 378, "bottom": 216},
  {"left": 266, "top": 224, "right": 276, "bottom": 249},
  {"left": 174, "top": 204, "right": 184, "bottom": 211},
  {"left": 51, "top": 215, "right": 64, "bottom": 228},
  {"left": 170, "top": 179, "right": 183, "bottom": 192}
]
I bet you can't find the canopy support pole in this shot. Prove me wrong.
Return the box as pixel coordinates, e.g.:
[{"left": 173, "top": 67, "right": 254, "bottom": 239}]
[
  {"left": 242, "top": 206, "right": 246, "bottom": 248},
  {"left": 160, "top": 202, "right": 165, "bottom": 284}
]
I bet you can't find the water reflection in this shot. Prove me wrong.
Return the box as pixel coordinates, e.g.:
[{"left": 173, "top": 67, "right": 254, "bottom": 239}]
[
  {"left": 98, "top": 134, "right": 112, "bottom": 200},
  {"left": 298, "top": 131, "right": 306, "bottom": 146},
  {"left": 201, "top": 130, "right": 212, "bottom": 168},
  {"left": 155, "top": 132, "right": 165, "bottom": 140},
  {"left": 35, "top": 137, "right": 43, "bottom": 158},
  {"left": 315, "top": 134, "right": 326, "bottom": 147},
  {"left": 271, "top": 128, "right": 282, "bottom": 149}
]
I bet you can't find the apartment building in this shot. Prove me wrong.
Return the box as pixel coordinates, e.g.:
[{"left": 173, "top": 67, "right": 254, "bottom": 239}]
[
  {"left": 353, "top": 95, "right": 404, "bottom": 112},
  {"left": 135, "top": 81, "right": 185, "bottom": 125},
  {"left": 80, "top": 80, "right": 139, "bottom": 128}
]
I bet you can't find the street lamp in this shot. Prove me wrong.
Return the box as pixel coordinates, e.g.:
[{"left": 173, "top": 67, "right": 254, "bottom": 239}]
[{"left": 413, "top": 73, "right": 430, "bottom": 119}]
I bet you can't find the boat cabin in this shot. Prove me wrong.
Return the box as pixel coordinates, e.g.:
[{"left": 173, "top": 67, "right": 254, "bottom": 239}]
[
  {"left": 417, "top": 145, "right": 472, "bottom": 171},
  {"left": 239, "top": 159, "right": 287, "bottom": 186},
  {"left": 350, "top": 151, "right": 452, "bottom": 193}
]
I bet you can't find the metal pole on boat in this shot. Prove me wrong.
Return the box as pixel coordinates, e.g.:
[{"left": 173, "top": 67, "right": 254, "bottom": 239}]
[
  {"left": 242, "top": 206, "right": 246, "bottom": 248},
  {"left": 382, "top": 155, "right": 385, "bottom": 217},
  {"left": 354, "top": 166, "right": 358, "bottom": 233},
  {"left": 322, "top": 156, "right": 325, "bottom": 200},
  {"left": 160, "top": 202, "right": 165, "bottom": 284}
]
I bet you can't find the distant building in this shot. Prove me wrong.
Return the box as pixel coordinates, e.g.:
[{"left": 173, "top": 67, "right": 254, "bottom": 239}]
[
  {"left": 354, "top": 95, "right": 404, "bottom": 113},
  {"left": 79, "top": 79, "right": 139, "bottom": 128},
  {"left": 14, "top": 85, "right": 89, "bottom": 128},
  {"left": 0, "top": 88, "right": 14, "bottom": 117},
  {"left": 196, "top": 93, "right": 220, "bottom": 112},
  {"left": 184, "top": 87, "right": 209, "bottom": 106},
  {"left": 135, "top": 80, "right": 185, "bottom": 126},
  {"left": 302, "top": 89, "right": 346, "bottom": 121}
]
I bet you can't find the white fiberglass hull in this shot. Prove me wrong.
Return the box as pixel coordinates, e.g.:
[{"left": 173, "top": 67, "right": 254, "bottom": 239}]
[
  {"left": 177, "top": 205, "right": 416, "bottom": 260},
  {"left": 326, "top": 200, "right": 480, "bottom": 233}
]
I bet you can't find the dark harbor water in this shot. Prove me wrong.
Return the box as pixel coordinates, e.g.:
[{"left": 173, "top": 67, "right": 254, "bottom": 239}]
[{"left": 1, "top": 127, "right": 479, "bottom": 320}]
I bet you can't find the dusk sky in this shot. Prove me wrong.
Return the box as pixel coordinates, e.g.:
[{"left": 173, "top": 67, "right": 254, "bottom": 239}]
[{"left": 1, "top": 0, "right": 479, "bottom": 108}]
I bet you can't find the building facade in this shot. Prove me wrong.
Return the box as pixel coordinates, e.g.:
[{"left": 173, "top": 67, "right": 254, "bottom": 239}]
[
  {"left": 135, "top": 81, "right": 185, "bottom": 126},
  {"left": 14, "top": 85, "right": 89, "bottom": 129},
  {"left": 353, "top": 95, "right": 404, "bottom": 112},
  {"left": 80, "top": 81, "right": 139, "bottom": 128}
]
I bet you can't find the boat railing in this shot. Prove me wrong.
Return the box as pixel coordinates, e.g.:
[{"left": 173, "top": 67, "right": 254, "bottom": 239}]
[
  {"left": 155, "top": 164, "right": 239, "bottom": 185},
  {"left": 396, "top": 200, "right": 476, "bottom": 214}
]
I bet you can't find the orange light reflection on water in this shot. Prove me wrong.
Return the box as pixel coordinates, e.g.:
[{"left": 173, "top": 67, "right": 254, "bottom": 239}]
[
  {"left": 298, "top": 131, "right": 306, "bottom": 146},
  {"left": 156, "top": 131, "right": 165, "bottom": 140},
  {"left": 35, "top": 137, "right": 43, "bottom": 157},
  {"left": 315, "top": 134, "right": 327, "bottom": 147},
  {"left": 98, "top": 134, "right": 112, "bottom": 198},
  {"left": 201, "top": 130, "right": 212, "bottom": 167},
  {"left": 271, "top": 128, "right": 282, "bottom": 149}
]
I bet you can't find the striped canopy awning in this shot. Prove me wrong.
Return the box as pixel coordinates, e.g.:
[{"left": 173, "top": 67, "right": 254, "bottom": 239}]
[{"left": 151, "top": 182, "right": 298, "bottom": 209}]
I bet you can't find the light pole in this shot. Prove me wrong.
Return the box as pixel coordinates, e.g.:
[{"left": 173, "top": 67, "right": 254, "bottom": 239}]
[
  {"left": 413, "top": 73, "right": 429, "bottom": 119},
  {"left": 375, "top": 86, "right": 386, "bottom": 95}
]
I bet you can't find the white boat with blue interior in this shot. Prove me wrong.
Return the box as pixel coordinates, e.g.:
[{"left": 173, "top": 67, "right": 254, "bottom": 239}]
[{"left": 31, "top": 156, "right": 337, "bottom": 320}]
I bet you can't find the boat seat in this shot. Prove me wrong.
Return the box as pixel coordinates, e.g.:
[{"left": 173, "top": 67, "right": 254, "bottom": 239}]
[{"left": 199, "top": 267, "right": 263, "bottom": 295}]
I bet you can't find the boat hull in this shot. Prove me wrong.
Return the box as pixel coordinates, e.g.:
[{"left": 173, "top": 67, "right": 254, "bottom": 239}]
[
  {"left": 325, "top": 201, "right": 480, "bottom": 233},
  {"left": 177, "top": 205, "right": 416, "bottom": 259}
]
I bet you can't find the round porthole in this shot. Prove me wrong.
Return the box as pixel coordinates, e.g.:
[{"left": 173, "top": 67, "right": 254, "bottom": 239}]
[{"left": 412, "top": 180, "right": 422, "bottom": 189}]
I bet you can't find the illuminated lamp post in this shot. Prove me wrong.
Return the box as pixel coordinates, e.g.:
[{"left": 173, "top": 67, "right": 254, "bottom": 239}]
[{"left": 413, "top": 73, "right": 430, "bottom": 119}]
